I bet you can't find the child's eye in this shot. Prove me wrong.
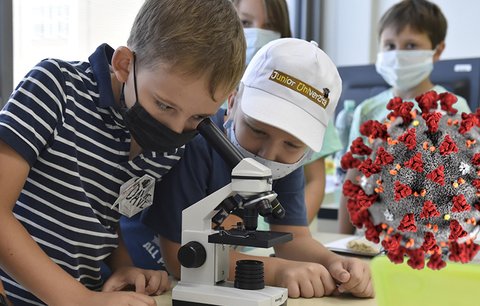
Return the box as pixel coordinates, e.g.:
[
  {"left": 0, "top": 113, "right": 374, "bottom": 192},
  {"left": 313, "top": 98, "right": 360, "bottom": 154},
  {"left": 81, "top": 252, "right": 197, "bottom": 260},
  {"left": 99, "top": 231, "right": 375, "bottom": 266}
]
[
  {"left": 192, "top": 115, "right": 207, "bottom": 122},
  {"left": 250, "top": 127, "right": 266, "bottom": 135},
  {"left": 157, "top": 101, "right": 171, "bottom": 111},
  {"left": 243, "top": 119, "right": 266, "bottom": 135},
  {"left": 406, "top": 43, "right": 417, "bottom": 49},
  {"left": 285, "top": 141, "right": 303, "bottom": 149},
  {"left": 241, "top": 19, "right": 252, "bottom": 28},
  {"left": 384, "top": 43, "right": 396, "bottom": 51}
]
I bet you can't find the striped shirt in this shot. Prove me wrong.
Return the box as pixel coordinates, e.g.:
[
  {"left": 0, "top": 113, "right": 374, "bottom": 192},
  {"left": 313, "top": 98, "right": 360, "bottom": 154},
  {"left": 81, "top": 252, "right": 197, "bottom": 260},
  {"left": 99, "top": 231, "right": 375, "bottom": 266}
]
[{"left": 0, "top": 44, "right": 183, "bottom": 305}]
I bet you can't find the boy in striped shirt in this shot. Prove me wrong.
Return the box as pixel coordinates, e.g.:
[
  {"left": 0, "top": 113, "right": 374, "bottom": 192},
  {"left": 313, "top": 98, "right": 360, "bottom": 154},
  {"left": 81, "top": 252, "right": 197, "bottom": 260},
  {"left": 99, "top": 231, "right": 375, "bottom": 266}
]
[{"left": 0, "top": 0, "right": 245, "bottom": 305}]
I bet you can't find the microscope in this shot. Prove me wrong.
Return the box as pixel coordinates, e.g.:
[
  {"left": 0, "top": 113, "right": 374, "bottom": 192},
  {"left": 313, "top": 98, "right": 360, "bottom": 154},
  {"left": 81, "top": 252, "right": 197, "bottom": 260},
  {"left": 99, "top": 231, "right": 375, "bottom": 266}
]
[{"left": 172, "top": 118, "right": 292, "bottom": 306}]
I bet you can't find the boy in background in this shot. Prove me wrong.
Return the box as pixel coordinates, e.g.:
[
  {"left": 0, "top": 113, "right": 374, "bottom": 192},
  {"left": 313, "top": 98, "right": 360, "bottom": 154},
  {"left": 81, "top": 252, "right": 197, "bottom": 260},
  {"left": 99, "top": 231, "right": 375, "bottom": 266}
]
[{"left": 338, "top": 0, "right": 471, "bottom": 234}]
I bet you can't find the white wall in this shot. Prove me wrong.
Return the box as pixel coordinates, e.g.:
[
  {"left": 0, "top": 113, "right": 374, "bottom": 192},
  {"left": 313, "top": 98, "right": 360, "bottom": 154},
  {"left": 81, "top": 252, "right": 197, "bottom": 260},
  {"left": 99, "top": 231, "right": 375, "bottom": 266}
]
[
  {"left": 321, "top": 0, "right": 480, "bottom": 67},
  {"left": 12, "top": 0, "right": 143, "bottom": 85}
]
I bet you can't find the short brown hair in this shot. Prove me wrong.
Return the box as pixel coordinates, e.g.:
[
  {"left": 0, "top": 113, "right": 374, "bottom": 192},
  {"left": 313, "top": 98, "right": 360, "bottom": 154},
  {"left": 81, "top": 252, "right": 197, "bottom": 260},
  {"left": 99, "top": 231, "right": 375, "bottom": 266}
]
[
  {"left": 127, "top": 0, "right": 246, "bottom": 101},
  {"left": 378, "top": 0, "right": 447, "bottom": 48}
]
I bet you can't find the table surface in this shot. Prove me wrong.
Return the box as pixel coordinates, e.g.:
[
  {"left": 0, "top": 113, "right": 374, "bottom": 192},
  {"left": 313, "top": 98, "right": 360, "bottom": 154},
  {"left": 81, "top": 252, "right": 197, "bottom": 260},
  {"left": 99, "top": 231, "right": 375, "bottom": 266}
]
[{"left": 153, "top": 232, "right": 378, "bottom": 306}]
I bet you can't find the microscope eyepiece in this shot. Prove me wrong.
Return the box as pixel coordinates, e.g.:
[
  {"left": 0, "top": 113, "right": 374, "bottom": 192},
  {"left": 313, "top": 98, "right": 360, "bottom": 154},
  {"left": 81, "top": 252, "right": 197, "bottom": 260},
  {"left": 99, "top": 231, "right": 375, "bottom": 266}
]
[{"left": 197, "top": 118, "right": 243, "bottom": 169}]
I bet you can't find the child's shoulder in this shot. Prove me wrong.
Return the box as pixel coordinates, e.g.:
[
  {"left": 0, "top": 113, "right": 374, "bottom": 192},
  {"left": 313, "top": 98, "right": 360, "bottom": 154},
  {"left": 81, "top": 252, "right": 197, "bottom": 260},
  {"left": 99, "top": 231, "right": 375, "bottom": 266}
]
[
  {"left": 356, "top": 88, "right": 394, "bottom": 115},
  {"left": 34, "top": 57, "right": 81, "bottom": 70},
  {"left": 32, "top": 57, "right": 91, "bottom": 81}
]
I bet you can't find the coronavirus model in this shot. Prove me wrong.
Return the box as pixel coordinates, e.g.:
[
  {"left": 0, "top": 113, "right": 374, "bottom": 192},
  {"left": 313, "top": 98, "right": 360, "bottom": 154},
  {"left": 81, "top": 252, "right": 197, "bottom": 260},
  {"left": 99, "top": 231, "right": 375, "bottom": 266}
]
[{"left": 342, "top": 91, "right": 480, "bottom": 269}]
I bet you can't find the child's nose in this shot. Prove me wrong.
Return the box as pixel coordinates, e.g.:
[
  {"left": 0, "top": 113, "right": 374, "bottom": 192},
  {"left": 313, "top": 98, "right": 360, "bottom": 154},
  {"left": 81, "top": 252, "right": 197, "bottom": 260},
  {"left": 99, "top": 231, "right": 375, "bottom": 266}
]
[
  {"left": 164, "top": 118, "right": 187, "bottom": 134},
  {"left": 257, "top": 145, "right": 279, "bottom": 161}
]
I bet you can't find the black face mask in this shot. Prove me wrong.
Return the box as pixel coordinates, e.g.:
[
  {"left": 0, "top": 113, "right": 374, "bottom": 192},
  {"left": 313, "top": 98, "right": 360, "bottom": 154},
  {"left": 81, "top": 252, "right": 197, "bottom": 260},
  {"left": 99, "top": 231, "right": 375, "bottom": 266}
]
[{"left": 119, "top": 54, "right": 198, "bottom": 152}]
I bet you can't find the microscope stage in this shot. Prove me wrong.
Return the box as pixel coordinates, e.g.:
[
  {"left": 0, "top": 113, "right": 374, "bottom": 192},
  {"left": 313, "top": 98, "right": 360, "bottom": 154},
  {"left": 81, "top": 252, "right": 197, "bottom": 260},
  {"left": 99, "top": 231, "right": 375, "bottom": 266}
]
[{"left": 208, "top": 229, "right": 293, "bottom": 248}]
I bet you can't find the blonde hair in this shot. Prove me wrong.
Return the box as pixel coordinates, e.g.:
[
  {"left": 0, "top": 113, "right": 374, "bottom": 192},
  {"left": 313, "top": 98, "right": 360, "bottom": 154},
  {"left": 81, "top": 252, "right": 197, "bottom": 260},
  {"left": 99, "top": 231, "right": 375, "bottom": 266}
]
[{"left": 127, "top": 0, "right": 246, "bottom": 101}]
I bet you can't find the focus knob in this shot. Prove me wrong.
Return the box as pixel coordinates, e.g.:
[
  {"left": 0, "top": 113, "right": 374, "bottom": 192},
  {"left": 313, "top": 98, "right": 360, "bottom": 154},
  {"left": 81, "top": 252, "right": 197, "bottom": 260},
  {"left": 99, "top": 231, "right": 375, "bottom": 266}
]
[{"left": 177, "top": 241, "right": 206, "bottom": 268}]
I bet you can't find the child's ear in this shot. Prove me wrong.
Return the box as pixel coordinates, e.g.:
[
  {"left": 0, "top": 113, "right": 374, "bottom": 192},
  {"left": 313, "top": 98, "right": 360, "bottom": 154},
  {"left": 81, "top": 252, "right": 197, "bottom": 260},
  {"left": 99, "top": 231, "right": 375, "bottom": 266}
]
[
  {"left": 433, "top": 41, "right": 446, "bottom": 62},
  {"left": 226, "top": 90, "right": 238, "bottom": 118},
  {"left": 111, "top": 46, "right": 135, "bottom": 83}
]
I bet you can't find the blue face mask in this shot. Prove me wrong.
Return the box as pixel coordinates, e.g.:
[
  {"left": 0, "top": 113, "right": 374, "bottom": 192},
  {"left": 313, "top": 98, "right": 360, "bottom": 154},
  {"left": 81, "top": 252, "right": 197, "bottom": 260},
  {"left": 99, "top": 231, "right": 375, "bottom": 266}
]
[
  {"left": 223, "top": 119, "right": 312, "bottom": 180},
  {"left": 244, "top": 28, "right": 281, "bottom": 65}
]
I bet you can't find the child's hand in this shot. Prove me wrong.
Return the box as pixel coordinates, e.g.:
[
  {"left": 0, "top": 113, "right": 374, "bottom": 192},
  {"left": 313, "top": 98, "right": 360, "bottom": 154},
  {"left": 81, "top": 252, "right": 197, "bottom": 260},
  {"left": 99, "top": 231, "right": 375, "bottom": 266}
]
[
  {"left": 87, "top": 291, "right": 157, "bottom": 306},
  {"left": 274, "top": 260, "right": 337, "bottom": 298},
  {"left": 102, "top": 266, "right": 170, "bottom": 296},
  {"left": 326, "top": 257, "right": 374, "bottom": 298}
]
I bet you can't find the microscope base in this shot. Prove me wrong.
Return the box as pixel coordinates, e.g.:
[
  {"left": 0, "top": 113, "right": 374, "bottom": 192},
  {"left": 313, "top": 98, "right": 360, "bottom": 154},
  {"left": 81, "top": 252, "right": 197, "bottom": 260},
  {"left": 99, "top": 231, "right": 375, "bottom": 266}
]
[{"left": 172, "top": 282, "right": 288, "bottom": 306}]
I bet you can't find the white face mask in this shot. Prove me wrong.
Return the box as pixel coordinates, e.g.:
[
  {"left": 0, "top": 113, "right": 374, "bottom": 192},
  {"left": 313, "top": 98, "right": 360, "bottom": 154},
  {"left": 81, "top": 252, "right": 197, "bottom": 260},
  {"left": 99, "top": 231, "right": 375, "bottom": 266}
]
[
  {"left": 244, "top": 27, "right": 281, "bottom": 65},
  {"left": 375, "top": 50, "right": 435, "bottom": 91},
  {"left": 224, "top": 119, "right": 312, "bottom": 180}
]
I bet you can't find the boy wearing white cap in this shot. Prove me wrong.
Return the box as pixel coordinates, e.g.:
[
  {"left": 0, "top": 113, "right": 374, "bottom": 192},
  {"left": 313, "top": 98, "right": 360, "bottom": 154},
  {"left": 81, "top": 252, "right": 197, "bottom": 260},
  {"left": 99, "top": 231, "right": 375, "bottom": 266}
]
[{"left": 142, "top": 38, "right": 374, "bottom": 298}]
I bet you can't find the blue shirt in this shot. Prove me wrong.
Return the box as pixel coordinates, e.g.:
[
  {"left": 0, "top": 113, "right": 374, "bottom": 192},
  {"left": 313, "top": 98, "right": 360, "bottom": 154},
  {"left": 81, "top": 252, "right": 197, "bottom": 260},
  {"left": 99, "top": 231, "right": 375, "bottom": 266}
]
[
  {"left": 0, "top": 44, "right": 183, "bottom": 305},
  {"left": 121, "top": 110, "right": 308, "bottom": 269}
]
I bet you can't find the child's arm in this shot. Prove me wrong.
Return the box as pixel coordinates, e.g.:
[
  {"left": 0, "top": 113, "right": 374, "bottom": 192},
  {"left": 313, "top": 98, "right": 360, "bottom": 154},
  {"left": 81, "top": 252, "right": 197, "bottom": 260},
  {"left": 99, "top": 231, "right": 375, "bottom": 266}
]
[
  {"left": 104, "top": 230, "right": 137, "bottom": 272},
  {"left": 0, "top": 141, "right": 156, "bottom": 306},
  {"left": 158, "top": 236, "right": 182, "bottom": 279},
  {"left": 0, "top": 140, "right": 91, "bottom": 304}
]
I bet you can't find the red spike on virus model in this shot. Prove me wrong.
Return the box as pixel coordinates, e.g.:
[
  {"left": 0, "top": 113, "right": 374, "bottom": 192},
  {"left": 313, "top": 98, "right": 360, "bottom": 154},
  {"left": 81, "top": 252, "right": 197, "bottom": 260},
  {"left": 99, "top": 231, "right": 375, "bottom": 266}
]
[{"left": 342, "top": 91, "right": 480, "bottom": 270}]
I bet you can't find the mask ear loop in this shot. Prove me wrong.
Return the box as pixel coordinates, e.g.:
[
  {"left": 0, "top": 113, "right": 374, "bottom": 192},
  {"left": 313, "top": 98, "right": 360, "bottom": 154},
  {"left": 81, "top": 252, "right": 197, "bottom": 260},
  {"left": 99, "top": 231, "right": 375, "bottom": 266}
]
[
  {"left": 132, "top": 52, "right": 139, "bottom": 102},
  {"left": 119, "top": 84, "right": 126, "bottom": 108}
]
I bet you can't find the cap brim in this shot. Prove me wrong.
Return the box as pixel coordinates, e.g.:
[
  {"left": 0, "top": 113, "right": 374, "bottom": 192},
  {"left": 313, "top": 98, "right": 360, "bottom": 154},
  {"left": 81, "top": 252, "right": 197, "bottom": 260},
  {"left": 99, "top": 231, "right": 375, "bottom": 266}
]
[{"left": 240, "top": 85, "right": 326, "bottom": 152}]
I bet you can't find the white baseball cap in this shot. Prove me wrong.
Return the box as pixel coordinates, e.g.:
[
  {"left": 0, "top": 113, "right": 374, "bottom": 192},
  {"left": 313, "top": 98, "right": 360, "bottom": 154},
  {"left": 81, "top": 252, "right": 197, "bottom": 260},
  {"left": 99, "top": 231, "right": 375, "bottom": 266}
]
[{"left": 239, "top": 38, "right": 342, "bottom": 152}]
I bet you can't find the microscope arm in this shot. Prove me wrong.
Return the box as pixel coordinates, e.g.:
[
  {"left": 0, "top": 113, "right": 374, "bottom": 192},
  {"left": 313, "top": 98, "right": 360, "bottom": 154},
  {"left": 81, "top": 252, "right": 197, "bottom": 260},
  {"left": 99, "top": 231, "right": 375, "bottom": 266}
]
[{"left": 181, "top": 184, "right": 235, "bottom": 233}]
